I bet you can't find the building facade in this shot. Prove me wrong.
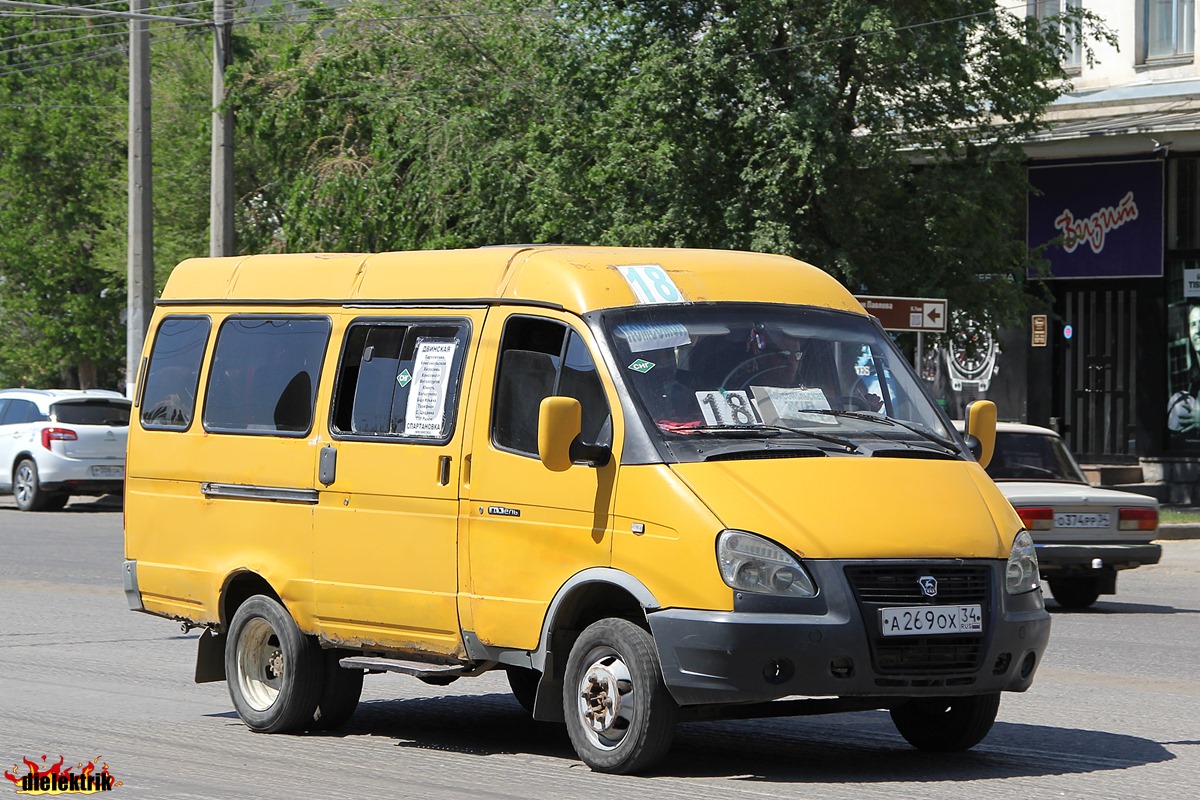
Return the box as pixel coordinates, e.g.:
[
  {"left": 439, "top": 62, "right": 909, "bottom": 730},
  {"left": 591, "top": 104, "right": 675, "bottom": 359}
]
[{"left": 934, "top": 0, "right": 1200, "bottom": 500}]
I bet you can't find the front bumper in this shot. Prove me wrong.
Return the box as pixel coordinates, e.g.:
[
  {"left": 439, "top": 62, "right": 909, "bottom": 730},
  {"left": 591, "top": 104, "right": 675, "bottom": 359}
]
[{"left": 647, "top": 559, "right": 1050, "bottom": 707}]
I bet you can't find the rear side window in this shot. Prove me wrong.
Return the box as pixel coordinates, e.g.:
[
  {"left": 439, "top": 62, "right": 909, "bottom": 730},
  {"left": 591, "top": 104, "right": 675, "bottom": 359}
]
[
  {"left": 204, "top": 317, "right": 330, "bottom": 436},
  {"left": 0, "top": 399, "right": 47, "bottom": 425},
  {"left": 492, "top": 316, "right": 610, "bottom": 457},
  {"left": 141, "top": 316, "right": 211, "bottom": 430},
  {"left": 52, "top": 400, "right": 131, "bottom": 426},
  {"left": 330, "top": 319, "right": 470, "bottom": 442}
]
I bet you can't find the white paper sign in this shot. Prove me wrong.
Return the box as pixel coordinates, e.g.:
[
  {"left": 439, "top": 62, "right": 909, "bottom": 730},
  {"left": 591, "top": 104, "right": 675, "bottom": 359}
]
[
  {"left": 403, "top": 339, "right": 458, "bottom": 437},
  {"left": 616, "top": 264, "right": 685, "bottom": 304},
  {"left": 1186, "top": 268, "right": 1200, "bottom": 298},
  {"left": 752, "top": 386, "right": 834, "bottom": 425},
  {"left": 617, "top": 322, "right": 691, "bottom": 353}
]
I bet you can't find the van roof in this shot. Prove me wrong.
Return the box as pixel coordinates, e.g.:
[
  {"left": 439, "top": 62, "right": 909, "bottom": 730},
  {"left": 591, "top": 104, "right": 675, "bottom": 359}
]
[{"left": 158, "top": 246, "right": 867, "bottom": 317}]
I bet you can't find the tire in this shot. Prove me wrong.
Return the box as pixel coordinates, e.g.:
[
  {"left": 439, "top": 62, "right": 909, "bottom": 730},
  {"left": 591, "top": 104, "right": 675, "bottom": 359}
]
[
  {"left": 563, "top": 618, "right": 677, "bottom": 774},
  {"left": 1048, "top": 577, "right": 1101, "bottom": 609},
  {"left": 890, "top": 693, "right": 1001, "bottom": 752},
  {"left": 506, "top": 666, "right": 540, "bottom": 714},
  {"left": 13, "top": 459, "right": 57, "bottom": 512},
  {"left": 309, "top": 649, "right": 364, "bottom": 731},
  {"left": 225, "top": 594, "right": 323, "bottom": 733}
]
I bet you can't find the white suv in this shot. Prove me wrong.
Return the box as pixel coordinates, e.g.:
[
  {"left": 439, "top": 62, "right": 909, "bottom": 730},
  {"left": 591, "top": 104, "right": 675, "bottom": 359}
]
[{"left": 0, "top": 388, "right": 131, "bottom": 511}]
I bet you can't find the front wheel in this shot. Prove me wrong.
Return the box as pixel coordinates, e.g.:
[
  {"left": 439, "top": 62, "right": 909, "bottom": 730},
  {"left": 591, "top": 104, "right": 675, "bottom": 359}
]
[
  {"left": 1048, "top": 576, "right": 1102, "bottom": 609},
  {"left": 890, "top": 693, "right": 1000, "bottom": 752},
  {"left": 225, "top": 594, "right": 323, "bottom": 733},
  {"left": 563, "top": 618, "right": 677, "bottom": 774}
]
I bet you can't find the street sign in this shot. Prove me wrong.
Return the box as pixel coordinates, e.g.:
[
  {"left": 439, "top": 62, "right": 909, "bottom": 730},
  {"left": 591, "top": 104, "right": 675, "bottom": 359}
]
[
  {"left": 854, "top": 295, "right": 948, "bottom": 332},
  {"left": 1031, "top": 314, "right": 1048, "bottom": 347}
]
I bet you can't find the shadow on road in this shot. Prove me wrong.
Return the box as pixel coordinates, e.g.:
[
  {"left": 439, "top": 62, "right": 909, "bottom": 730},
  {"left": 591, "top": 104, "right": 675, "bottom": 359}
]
[
  {"left": 1049, "top": 601, "right": 1200, "bottom": 615},
  {"left": 292, "top": 691, "right": 1174, "bottom": 780}
]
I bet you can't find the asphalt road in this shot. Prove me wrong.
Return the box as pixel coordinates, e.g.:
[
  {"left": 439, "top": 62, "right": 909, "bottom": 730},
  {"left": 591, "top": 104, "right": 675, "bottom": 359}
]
[{"left": 2, "top": 495, "right": 1199, "bottom": 799}]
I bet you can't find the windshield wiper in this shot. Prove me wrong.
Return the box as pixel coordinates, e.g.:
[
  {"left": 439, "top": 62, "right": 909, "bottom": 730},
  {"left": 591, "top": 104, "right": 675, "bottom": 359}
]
[
  {"left": 799, "top": 411, "right": 960, "bottom": 454},
  {"left": 665, "top": 423, "right": 859, "bottom": 452}
]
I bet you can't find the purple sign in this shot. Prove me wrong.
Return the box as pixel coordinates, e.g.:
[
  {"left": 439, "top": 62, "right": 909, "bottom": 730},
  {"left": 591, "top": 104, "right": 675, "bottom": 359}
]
[{"left": 1027, "top": 161, "right": 1163, "bottom": 279}]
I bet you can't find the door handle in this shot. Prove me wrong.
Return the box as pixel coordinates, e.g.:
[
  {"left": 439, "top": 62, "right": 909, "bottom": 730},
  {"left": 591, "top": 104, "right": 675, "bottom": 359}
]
[
  {"left": 319, "top": 445, "right": 337, "bottom": 486},
  {"left": 437, "top": 455, "right": 451, "bottom": 486}
]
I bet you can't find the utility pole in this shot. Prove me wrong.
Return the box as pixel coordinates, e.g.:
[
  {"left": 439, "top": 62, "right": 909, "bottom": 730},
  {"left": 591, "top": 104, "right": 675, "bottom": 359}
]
[
  {"left": 126, "top": 0, "right": 154, "bottom": 399},
  {"left": 210, "top": 0, "right": 234, "bottom": 257}
]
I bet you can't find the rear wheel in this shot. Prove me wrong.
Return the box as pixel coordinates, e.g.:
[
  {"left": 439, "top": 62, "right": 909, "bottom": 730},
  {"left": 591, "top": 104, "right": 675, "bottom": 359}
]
[
  {"left": 13, "top": 459, "right": 61, "bottom": 512},
  {"left": 309, "top": 649, "right": 363, "bottom": 731},
  {"left": 1048, "top": 576, "right": 1101, "bottom": 609},
  {"left": 890, "top": 693, "right": 1000, "bottom": 752},
  {"left": 563, "top": 618, "right": 677, "bottom": 774},
  {"left": 225, "top": 594, "right": 323, "bottom": 733}
]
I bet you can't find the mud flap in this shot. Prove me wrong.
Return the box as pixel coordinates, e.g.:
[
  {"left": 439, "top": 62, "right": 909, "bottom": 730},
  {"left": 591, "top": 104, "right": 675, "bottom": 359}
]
[{"left": 195, "top": 628, "right": 227, "bottom": 683}]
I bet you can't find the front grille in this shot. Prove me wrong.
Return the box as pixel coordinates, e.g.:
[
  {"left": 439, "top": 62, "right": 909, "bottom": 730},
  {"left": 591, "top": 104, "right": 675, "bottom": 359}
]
[{"left": 845, "top": 564, "right": 991, "bottom": 676}]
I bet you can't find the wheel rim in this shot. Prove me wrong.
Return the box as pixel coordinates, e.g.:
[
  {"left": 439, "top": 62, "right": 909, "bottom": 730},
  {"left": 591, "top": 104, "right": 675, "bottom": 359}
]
[
  {"left": 236, "top": 617, "right": 285, "bottom": 712},
  {"left": 14, "top": 463, "right": 34, "bottom": 506},
  {"left": 576, "top": 650, "right": 636, "bottom": 751}
]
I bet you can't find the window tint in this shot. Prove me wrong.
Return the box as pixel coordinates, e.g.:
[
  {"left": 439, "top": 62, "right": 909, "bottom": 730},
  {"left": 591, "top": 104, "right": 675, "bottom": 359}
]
[
  {"left": 331, "top": 320, "right": 469, "bottom": 441},
  {"left": 204, "top": 317, "right": 330, "bottom": 436},
  {"left": 492, "top": 317, "right": 610, "bottom": 457},
  {"left": 2, "top": 399, "right": 46, "bottom": 425},
  {"left": 0, "top": 399, "right": 10, "bottom": 424},
  {"left": 52, "top": 400, "right": 131, "bottom": 426},
  {"left": 141, "top": 316, "right": 211, "bottom": 430}
]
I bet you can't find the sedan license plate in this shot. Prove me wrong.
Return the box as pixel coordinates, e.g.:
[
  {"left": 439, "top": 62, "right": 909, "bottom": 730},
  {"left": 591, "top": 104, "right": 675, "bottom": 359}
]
[
  {"left": 881, "top": 605, "right": 982, "bottom": 637},
  {"left": 91, "top": 465, "right": 123, "bottom": 478},
  {"left": 1054, "top": 512, "right": 1110, "bottom": 529}
]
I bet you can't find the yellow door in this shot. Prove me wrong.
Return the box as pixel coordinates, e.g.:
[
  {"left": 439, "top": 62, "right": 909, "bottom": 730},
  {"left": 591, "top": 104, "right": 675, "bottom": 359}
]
[
  {"left": 460, "top": 310, "right": 622, "bottom": 650},
  {"left": 311, "top": 311, "right": 484, "bottom": 657}
]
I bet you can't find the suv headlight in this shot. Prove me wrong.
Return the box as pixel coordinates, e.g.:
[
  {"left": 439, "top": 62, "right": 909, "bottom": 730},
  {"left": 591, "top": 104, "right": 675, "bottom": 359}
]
[
  {"left": 717, "top": 530, "right": 817, "bottom": 597},
  {"left": 1006, "top": 530, "right": 1040, "bottom": 594}
]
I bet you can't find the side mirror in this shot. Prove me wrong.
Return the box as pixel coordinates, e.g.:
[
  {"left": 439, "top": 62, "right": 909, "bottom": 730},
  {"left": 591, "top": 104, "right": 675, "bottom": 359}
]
[
  {"left": 538, "top": 396, "right": 612, "bottom": 471},
  {"left": 538, "top": 397, "right": 580, "bottom": 472},
  {"left": 965, "top": 399, "right": 997, "bottom": 469}
]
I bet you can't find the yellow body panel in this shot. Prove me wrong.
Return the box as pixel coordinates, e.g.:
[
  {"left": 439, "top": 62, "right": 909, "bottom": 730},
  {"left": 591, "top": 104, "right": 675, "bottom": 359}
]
[
  {"left": 670, "top": 459, "right": 1016, "bottom": 560},
  {"left": 458, "top": 308, "right": 622, "bottom": 650},
  {"left": 159, "top": 246, "right": 867, "bottom": 317}
]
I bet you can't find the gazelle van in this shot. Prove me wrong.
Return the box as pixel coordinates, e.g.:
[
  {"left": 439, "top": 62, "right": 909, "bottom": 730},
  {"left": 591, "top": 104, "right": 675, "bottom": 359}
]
[{"left": 123, "top": 246, "right": 1049, "bottom": 774}]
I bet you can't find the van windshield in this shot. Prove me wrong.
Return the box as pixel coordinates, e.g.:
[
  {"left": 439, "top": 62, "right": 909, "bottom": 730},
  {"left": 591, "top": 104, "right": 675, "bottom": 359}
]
[{"left": 601, "top": 304, "right": 956, "bottom": 454}]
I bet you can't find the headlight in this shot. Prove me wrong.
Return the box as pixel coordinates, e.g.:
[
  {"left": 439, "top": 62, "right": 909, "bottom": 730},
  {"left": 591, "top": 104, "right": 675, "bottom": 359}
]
[
  {"left": 1006, "top": 530, "right": 1040, "bottom": 594},
  {"left": 717, "top": 530, "right": 817, "bottom": 597}
]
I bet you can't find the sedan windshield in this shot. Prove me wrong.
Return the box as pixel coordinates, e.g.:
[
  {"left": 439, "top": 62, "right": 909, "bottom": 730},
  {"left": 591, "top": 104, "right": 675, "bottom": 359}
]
[{"left": 601, "top": 303, "right": 956, "bottom": 454}]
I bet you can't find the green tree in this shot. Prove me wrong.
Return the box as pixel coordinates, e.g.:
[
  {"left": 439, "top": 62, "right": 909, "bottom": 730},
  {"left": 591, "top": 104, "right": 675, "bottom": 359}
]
[
  {"left": 0, "top": 12, "right": 210, "bottom": 389},
  {"left": 228, "top": 0, "right": 1108, "bottom": 329}
]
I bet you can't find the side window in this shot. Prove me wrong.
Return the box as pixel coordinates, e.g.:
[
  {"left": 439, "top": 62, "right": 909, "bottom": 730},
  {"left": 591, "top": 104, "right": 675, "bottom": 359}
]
[
  {"left": 5, "top": 400, "right": 46, "bottom": 424},
  {"left": 203, "top": 316, "right": 330, "bottom": 436},
  {"left": 492, "top": 316, "right": 610, "bottom": 457},
  {"left": 140, "top": 316, "right": 211, "bottom": 430},
  {"left": 0, "top": 399, "right": 11, "bottom": 425},
  {"left": 330, "top": 319, "right": 470, "bottom": 442}
]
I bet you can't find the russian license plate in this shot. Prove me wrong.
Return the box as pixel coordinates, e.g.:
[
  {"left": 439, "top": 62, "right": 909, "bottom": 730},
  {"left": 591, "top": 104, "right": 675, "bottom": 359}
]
[
  {"left": 1054, "top": 512, "right": 1110, "bottom": 528},
  {"left": 91, "top": 465, "right": 123, "bottom": 478},
  {"left": 881, "top": 605, "right": 982, "bottom": 637}
]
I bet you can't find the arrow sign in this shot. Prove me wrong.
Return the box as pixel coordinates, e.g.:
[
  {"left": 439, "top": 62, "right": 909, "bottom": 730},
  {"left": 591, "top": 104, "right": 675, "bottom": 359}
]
[{"left": 854, "top": 296, "right": 949, "bottom": 333}]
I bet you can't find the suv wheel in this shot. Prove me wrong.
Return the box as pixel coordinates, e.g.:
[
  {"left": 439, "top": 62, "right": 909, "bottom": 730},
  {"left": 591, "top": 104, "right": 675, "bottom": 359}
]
[{"left": 13, "top": 459, "right": 62, "bottom": 512}]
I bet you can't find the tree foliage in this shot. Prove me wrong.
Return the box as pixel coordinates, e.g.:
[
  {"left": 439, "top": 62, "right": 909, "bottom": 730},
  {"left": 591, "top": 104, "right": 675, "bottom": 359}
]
[
  {"left": 0, "top": 1, "right": 1110, "bottom": 385},
  {"left": 0, "top": 12, "right": 209, "bottom": 389}
]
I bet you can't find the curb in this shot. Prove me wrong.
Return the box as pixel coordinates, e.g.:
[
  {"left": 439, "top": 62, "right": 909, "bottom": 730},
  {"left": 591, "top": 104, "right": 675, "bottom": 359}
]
[{"left": 1158, "top": 524, "right": 1200, "bottom": 541}]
